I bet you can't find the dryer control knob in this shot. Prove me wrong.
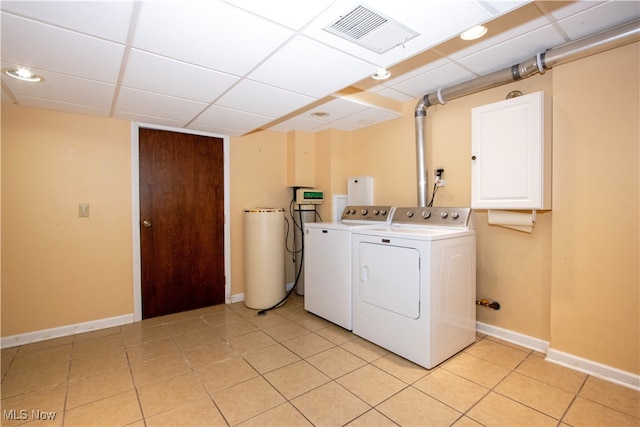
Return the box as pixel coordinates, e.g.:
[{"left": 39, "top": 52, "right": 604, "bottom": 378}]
[
  {"left": 380, "top": 210, "right": 387, "bottom": 215},
  {"left": 440, "top": 212, "right": 448, "bottom": 218},
  {"left": 373, "top": 209, "right": 380, "bottom": 215},
  {"left": 451, "top": 212, "right": 459, "bottom": 219},
  {"left": 361, "top": 209, "right": 368, "bottom": 215},
  {"left": 421, "top": 211, "right": 431, "bottom": 219},
  {"left": 406, "top": 211, "right": 414, "bottom": 218}
]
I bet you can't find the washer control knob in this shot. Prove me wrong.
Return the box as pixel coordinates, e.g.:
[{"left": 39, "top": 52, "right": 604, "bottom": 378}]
[
  {"left": 451, "top": 212, "right": 460, "bottom": 219},
  {"left": 361, "top": 209, "right": 368, "bottom": 215},
  {"left": 406, "top": 211, "right": 414, "bottom": 218},
  {"left": 380, "top": 210, "right": 387, "bottom": 216},
  {"left": 421, "top": 211, "right": 431, "bottom": 219},
  {"left": 440, "top": 211, "right": 448, "bottom": 218},
  {"left": 373, "top": 209, "right": 379, "bottom": 215}
]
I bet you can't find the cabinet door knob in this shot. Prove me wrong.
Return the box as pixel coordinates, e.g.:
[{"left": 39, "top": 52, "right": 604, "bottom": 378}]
[{"left": 471, "top": 155, "right": 477, "bottom": 160}]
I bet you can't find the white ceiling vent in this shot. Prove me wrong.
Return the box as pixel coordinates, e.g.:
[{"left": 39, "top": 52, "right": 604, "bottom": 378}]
[{"left": 323, "top": 5, "right": 420, "bottom": 54}]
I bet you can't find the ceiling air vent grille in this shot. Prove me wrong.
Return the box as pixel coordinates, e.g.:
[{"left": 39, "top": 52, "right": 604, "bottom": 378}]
[{"left": 324, "top": 5, "right": 419, "bottom": 54}]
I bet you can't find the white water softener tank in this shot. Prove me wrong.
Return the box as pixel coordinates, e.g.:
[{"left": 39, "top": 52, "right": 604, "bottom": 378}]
[{"left": 243, "top": 208, "right": 286, "bottom": 309}]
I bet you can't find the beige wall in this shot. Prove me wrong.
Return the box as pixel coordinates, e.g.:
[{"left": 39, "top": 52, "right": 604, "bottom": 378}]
[
  {"left": 314, "top": 129, "right": 350, "bottom": 221},
  {"left": 1, "top": 42, "right": 637, "bottom": 378},
  {"left": 229, "top": 130, "right": 295, "bottom": 290},
  {"left": 1, "top": 105, "right": 133, "bottom": 336},
  {"left": 347, "top": 104, "right": 417, "bottom": 206},
  {"left": 550, "top": 43, "right": 639, "bottom": 373}
]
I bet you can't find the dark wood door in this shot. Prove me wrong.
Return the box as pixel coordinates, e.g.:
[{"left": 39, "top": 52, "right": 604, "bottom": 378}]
[{"left": 139, "top": 128, "right": 225, "bottom": 319}]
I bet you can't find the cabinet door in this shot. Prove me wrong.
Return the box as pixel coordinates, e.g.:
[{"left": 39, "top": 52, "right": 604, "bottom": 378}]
[{"left": 471, "top": 91, "right": 550, "bottom": 209}]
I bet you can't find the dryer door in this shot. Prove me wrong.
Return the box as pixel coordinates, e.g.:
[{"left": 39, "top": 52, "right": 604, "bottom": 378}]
[{"left": 356, "top": 241, "right": 420, "bottom": 319}]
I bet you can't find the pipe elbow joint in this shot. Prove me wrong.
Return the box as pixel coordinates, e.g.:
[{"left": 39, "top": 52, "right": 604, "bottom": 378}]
[{"left": 415, "top": 95, "right": 430, "bottom": 116}]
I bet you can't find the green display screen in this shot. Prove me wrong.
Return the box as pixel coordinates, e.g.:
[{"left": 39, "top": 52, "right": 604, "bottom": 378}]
[{"left": 303, "top": 191, "right": 323, "bottom": 199}]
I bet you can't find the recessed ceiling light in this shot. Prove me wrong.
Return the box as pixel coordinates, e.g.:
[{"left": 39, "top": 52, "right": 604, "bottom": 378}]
[
  {"left": 460, "top": 25, "right": 487, "bottom": 41},
  {"left": 3, "top": 67, "right": 44, "bottom": 82},
  {"left": 371, "top": 68, "right": 391, "bottom": 80},
  {"left": 311, "top": 111, "right": 330, "bottom": 118}
]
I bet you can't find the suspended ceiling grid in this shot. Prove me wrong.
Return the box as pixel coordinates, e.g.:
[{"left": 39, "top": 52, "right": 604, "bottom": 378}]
[{"left": 1, "top": 1, "right": 638, "bottom": 136}]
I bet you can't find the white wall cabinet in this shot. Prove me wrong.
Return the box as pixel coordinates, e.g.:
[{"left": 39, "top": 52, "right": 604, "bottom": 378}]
[{"left": 471, "top": 91, "right": 551, "bottom": 210}]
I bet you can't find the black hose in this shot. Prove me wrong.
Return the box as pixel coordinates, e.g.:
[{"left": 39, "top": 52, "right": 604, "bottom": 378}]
[{"left": 257, "top": 205, "right": 306, "bottom": 316}]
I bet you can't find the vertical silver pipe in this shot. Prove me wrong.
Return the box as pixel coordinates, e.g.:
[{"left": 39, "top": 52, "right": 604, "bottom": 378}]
[{"left": 414, "top": 97, "right": 430, "bottom": 207}]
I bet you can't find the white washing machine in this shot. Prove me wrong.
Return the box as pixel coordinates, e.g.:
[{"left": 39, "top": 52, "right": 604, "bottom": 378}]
[
  {"left": 352, "top": 207, "right": 476, "bottom": 369},
  {"left": 303, "top": 206, "right": 394, "bottom": 330}
]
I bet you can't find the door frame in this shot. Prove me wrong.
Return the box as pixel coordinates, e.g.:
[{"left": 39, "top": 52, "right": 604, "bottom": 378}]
[{"left": 130, "top": 122, "right": 231, "bottom": 322}]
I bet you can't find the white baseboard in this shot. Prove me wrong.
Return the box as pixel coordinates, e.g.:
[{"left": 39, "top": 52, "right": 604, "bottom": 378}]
[
  {"left": 546, "top": 348, "right": 640, "bottom": 391},
  {"left": 476, "top": 321, "right": 550, "bottom": 353},
  {"left": 230, "top": 293, "right": 244, "bottom": 303},
  {"left": 231, "top": 283, "right": 293, "bottom": 303},
  {"left": 477, "top": 321, "right": 639, "bottom": 391},
  {"left": 1, "top": 314, "right": 135, "bottom": 349}
]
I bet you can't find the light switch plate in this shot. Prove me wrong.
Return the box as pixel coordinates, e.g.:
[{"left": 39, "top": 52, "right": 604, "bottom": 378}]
[{"left": 79, "top": 203, "right": 90, "bottom": 218}]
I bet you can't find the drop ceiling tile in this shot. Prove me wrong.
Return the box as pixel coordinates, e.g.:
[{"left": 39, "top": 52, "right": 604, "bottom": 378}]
[
  {"left": 481, "top": 0, "right": 531, "bottom": 15},
  {"left": 193, "top": 104, "right": 274, "bottom": 135},
  {"left": 187, "top": 122, "right": 246, "bottom": 137},
  {"left": 2, "top": 89, "right": 14, "bottom": 103},
  {"left": 382, "top": 57, "right": 451, "bottom": 87},
  {"left": 123, "top": 49, "right": 240, "bottom": 103},
  {"left": 302, "top": 98, "right": 369, "bottom": 122},
  {"left": 0, "top": 1, "right": 134, "bottom": 43},
  {"left": 116, "top": 87, "right": 208, "bottom": 122},
  {"left": 13, "top": 94, "right": 111, "bottom": 117},
  {"left": 556, "top": 1, "right": 640, "bottom": 40},
  {"left": 217, "top": 79, "right": 315, "bottom": 117},
  {"left": 114, "top": 111, "right": 189, "bottom": 129},
  {"left": 310, "top": 121, "right": 356, "bottom": 133},
  {"left": 302, "top": 0, "right": 495, "bottom": 67},
  {"left": 249, "top": 36, "right": 375, "bottom": 98},
  {"left": 333, "top": 107, "right": 400, "bottom": 129},
  {"left": 457, "top": 24, "right": 566, "bottom": 76},
  {"left": 390, "top": 61, "right": 477, "bottom": 98},
  {"left": 222, "top": 0, "right": 335, "bottom": 30},
  {"left": 133, "top": 1, "right": 295, "bottom": 76},
  {"left": 1, "top": 13, "right": 125, "bottom": 83},
  {"left": 374, "top": 87, "right": 415, "bottom": 103},
  {"left": 446, "top": 14, "right": 553, "bottom": 61},
  {"left": 547, "top": 1, "right": 605, "bottom": 20},
  {"left": 1, "top": 63, "right": 115, "bottom": 109},
  {"left": 269, "top": 115, "right": 326, "bottom": 133}
]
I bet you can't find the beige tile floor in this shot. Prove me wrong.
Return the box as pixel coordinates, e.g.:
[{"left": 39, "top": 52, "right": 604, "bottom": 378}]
[{"left": 1, "top": 294, "right": 639, "bottom": 426}]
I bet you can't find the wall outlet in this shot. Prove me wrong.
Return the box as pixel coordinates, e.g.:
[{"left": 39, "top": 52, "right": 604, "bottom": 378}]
[{"left": 79, "top": 203, "right": 90, "bottom": 218}]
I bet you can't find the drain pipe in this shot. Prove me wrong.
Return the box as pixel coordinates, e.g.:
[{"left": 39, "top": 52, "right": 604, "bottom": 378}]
[{"left": 414, "top": 19, "right": 639, "bottom": 206}]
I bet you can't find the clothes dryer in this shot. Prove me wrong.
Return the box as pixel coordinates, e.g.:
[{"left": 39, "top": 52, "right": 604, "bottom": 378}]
[{"left": 352, "top": 207, "right": 476, "bottom": 368}]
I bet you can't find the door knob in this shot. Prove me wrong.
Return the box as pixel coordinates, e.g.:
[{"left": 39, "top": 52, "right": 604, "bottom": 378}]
[{"left": 142, "top": 220, "right": 152, "bottom": 227}]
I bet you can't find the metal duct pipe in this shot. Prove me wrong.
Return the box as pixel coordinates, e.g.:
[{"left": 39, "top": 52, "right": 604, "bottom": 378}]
[{"left": 414, "top": 19, "right": 639, "bottom": 206}]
